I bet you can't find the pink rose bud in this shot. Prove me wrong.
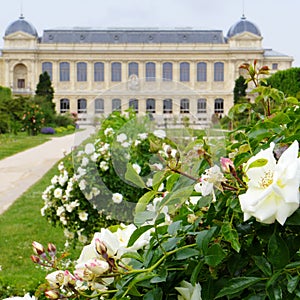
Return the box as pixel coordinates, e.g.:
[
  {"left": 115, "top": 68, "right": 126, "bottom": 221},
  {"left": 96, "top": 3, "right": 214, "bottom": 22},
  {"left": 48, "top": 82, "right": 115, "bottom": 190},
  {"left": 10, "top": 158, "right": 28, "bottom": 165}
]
[
  {"left": 45, "top": 290, "right": 59, "bottom": 299},
  {"left": 220, "top": 157, "right": 235, "bottom": 173},
  {"left": 31, "top": 255, "right": 41, "bottom": 264},
  {"left": 47, "top": 243, "right": 57, "bottom": 255},
  {"left": 32, "top": 241, "right": 45, "bottom": 255}
]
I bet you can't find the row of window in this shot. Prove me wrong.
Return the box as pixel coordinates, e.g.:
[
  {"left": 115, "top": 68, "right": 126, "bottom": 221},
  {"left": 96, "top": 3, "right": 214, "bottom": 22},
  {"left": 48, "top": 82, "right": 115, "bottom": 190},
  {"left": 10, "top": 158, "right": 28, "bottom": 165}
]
[
  {"left": 43, "top": 61, "right": 224, "bottom": 83},
  {"left": 60, "top": 98, "right": 224, "bottom": 114}
]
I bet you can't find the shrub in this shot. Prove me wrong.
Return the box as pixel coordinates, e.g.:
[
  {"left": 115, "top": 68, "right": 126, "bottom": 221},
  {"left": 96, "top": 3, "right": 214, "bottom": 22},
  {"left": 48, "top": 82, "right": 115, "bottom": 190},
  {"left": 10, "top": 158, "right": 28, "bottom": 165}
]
[{"left": 41, "top": 127, "right": 55, "bottom": 134}]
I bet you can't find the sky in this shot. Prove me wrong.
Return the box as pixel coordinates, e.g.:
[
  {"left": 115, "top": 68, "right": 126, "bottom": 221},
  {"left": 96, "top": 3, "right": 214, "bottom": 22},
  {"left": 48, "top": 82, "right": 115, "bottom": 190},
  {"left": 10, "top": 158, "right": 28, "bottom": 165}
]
[{"left": 0, "top": 0, "right": 299, "bottom": 66}]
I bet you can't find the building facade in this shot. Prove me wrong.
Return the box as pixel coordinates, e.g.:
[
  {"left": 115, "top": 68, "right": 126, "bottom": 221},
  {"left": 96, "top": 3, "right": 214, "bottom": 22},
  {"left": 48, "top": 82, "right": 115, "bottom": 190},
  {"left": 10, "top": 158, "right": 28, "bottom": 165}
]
[{"left": 0, "top": 15, "right": 293, "bottom": 125}]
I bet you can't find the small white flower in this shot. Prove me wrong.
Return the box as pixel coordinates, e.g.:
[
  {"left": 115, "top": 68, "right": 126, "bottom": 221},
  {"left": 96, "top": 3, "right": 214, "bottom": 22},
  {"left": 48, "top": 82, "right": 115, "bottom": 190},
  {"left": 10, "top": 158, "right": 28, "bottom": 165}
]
[
  {"left": 58, "top": 162, "right": 65, "bottom": 171},
  {"left": 85, "top": 143, "right": 95, "bottom": 155},
  {"left": 100, "top": 161, "right": 109, "bottom": 171},
  {"left": 121, "top": 141, "right": 131, "bottom": 148},
  {"left": 176, "top": 280, "right": 202, "bottom": 300},
  {"left": 79, "top": 211, "right": 89, "bottom": 221},
  {"left": 112, "top": 193, "right": 123, "bottom": 204},
  {"left": 81, "top": 157, "right": 89, "bottom": 167},
  {"left": 77, "top": 167, "right": 87, "bottom": 178},
  {"left": 3, "top": 293, "right": 36, "bottom": 300},
  {"left": 138, "top": 133, "right": 148, "bottom": 140},
  {"left": 151, "top": 163, "right": 163, "bottom": 171},
  {"left": 91, "top": 152, "right": 100, "bottom": 162},
  {"left": 79, "top": 180, "right": 86, "bottom": 190},
  {"left": 54, "top": 188, "right": 63, "bottom": 199},
  {"left": 56, "top": 206, "right": 65, "bottom": 216},
  {"left": 132, "top": 163, "right": 141, "bottom": 174},
  {"left": 64, "top": 228, "right": 75, "bottom": 239},
  {"left": 51, "top": 175, "right": 59, "bottom": 185},
  {"left": 153, "top": 129, "right": 166, "bottom": 139},
  {"left": 117, "top": 133, "right": 127, "bottom": 143},
  {"left": 146, "top": 178, "right": 153, "bottom": 187},
  {"left": 104, "top": 127, "right": 114, "bottom": 136},
  {"left": 92, "top": 187, "right": 100, "bottom": 196}
]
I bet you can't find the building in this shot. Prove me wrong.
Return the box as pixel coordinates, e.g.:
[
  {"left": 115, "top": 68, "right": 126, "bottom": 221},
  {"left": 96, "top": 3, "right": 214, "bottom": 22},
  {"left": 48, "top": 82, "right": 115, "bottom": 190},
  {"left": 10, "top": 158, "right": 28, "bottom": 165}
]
[{"left": 0, "top": 14, "right": 293, "bottom": 125}]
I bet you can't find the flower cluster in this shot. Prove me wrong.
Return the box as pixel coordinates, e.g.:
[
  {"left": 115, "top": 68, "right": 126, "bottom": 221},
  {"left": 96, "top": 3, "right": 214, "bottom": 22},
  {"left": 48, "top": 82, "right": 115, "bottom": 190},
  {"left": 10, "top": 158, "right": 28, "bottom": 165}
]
[{"left": 22, "top": 104, "right": 45, "bottom": 136}]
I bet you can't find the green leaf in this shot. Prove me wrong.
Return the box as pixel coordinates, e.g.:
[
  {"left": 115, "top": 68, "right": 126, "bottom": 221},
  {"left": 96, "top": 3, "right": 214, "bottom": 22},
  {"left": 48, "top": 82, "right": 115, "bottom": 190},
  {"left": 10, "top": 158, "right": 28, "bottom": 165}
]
[
  {"left": 127, "top": 225, "right": 152, "bottom": 247},
  {"left": 191, "top": 261, "right": 204, "bottom": 285},
  {"left": 287, "top": 274, "right": 299, "bottom": 293},
  {"left": 143, "top": 288, "right": 163, "bottom": 300},
  {"left": 221, "top": 222, "right": 241, "bottom": 252},
  {"left": 125, "top": 162, "right": 146, "bottom": 188},
  {"left": 216, "top": 277, "right": 263, "bottom": 298},
  {"left": 267, "top": 233, "right": 290, "bottom": 269},
  {"left": 135, "top": 190, "right": 156, "bottom": 213},
  {"left": 247, "top": 158, "right": 268, "bottom": 171},
  {"left": 196, "top": 227, "right": 218, "bottom": 254},
  {"left": 204, "top": 243, "right": 226, "bottom": 267},
  {"left": 285, "top": 208, "right": 300, "bottom": 225},
  {"left": 267, "top": 285, "right": 283, "bottom": 300},
  {"left": 176, "top": 248, "right": 199, "bottom": 260},
  {"left": 271, "top": 112, "right": 291, "bottom": 124},
  {"left": 134, "top": 210, "right": 156, "bottom": 226},
  {"left": 252, "top": 256, "right": 272, "bottom": 277},
  {"left": 167, "top": 220, "right": 182, "bottom": 235},
  {"left": 121, "top": 251, "right": 144, "bottom": 262}
]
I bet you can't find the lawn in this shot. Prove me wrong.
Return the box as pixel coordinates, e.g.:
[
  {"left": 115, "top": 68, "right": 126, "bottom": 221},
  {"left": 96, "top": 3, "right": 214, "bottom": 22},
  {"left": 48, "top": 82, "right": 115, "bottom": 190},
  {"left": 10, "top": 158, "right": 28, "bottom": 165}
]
[
  {"left": 0, "top": 158, "right": 80, "bottom": 298},
  {"left": 0, "top": 128, "right": 75, "bottom": 160}
]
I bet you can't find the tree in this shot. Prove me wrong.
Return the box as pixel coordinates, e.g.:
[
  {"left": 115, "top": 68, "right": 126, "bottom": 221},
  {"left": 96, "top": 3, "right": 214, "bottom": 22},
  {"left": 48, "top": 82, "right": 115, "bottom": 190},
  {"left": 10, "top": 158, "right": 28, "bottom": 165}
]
[
  {"left": 267, "top": 67, "right": 300, "bottom": 98},
  {"left": 233, "top": 75, "right": 248, "bottom": 104},
  {"left": 34, "top": 72, "right": 56, "bottom": 125}
]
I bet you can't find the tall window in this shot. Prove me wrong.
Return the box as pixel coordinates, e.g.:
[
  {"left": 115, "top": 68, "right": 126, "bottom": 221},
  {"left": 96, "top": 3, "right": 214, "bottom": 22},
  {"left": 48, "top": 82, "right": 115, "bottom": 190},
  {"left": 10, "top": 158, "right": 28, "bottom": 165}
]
[
  {"left": 129, "top": 99, "right": 138, "bottom": 113},
  {"left": 146, "top": 98, "right": 156, "bottom": 113},
  {"left": 128, "top": 62, "right": 139, "bottom": 77},
  {"left": 78, "top": 98, "right": 87, "bottom": 114},
  {"left": 180, "top": 98, "right": 190, "bottom": 113},
  {"left": 42, "top": 62, "right": 53, "bottom": 80},
  {"left": 197, "top": 62, "right": 207, "bottom": 82},
  {"left": 180, "top": 62, "right": 190, "bottom": 82},
  {"left": 94, "top": 62, "right": 104, "bottom": 82},
  {"left": 197, "top": 98, "right": 207, "bottom": 113},
  {"left": 77, "top": 62, "right": 87, "bottom": 81},
  {"left": 214, "top": 98, "right": 224, "bottom": 114},
  {"left": 112, "top": 98, "right": 121, "bottom": 111},
  {"left": 95, "top": 98, "right": 104, "bottom": 113},
  {"left": 111, "top": 62, "right": 122, "bottom": 82},
  {"left": 17, "top": 79, "right": 25, "bottom": 88},
  {"left": 145, "top": 62, "right": 156, "bottom": 81},
  {"left": 214, "top": 62, "right": 224, "bottom": 81},
  {"left": 60, "top": 98, "right": 70, "bottom": 113},
  {"left": 163, "top": 62, "right": 173, "bottom": 81},
  {"left": 60, "top": 62, "right": 70, "bottom": 81},
  {"left": 163, "top": 99, "right": 173, "bottom": 113}
]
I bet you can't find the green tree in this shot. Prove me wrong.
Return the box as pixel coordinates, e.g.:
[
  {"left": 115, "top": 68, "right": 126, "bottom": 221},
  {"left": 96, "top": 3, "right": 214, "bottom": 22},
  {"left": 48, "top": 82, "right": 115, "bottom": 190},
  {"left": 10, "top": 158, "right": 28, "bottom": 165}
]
[
  {"left": 34, "top": 72, "right": 56, "bottom": 125},
  {"left": 233, "top": 75, "right": 248, "bottom": 104},
  {"left": 267, "top": 67, "right": 300, "bottom": 98}
]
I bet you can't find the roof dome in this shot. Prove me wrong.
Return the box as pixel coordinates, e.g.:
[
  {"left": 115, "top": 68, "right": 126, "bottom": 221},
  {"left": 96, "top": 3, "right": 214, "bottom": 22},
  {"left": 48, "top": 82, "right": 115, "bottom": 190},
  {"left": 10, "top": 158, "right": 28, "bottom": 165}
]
[
  {"left": 5, "top": 15, "right": 38, "bottom": 37},
  {"left": 227, "top": 15, "right": 261, "bottom": 38}
]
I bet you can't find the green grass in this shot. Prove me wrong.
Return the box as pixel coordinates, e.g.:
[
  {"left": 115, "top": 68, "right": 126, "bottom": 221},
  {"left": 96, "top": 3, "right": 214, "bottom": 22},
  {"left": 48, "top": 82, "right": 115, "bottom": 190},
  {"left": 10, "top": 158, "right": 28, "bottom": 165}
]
[
  {"left": 0, "top": 129, "right": 75, "bottom": 160},
  {"left": 0, "top": 159, "right": 79, "bottom": 298}
]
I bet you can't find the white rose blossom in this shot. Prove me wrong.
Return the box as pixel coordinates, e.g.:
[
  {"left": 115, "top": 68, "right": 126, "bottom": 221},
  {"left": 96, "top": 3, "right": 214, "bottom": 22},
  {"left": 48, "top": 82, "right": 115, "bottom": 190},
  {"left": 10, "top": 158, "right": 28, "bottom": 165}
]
[
  {"left": 79, "top": 211, "right": 89, "bottom": 222},
  {"left": 54, "top": 188, "right": 63, "bottom": 199},
  {"left": 85, "top": 143, "right": 95, "bottom": 155},
  {"left": 116, "top": 133, "right": 127, "bottom": 143},
  {"left": 3, "top": 293, "right": 36, "bottom": 300},
  {"left": 153, "top": 129, "right": 166, "bottom": 139},
  {"left": 112, "top": 193, "right": 123, "bottom": 204},
  {"left": 175, "top": 280, "right": 202, "bottom": 300},
  {"left": 132, "top": 163, "right": 141, "bottom": 174},
  {"left": 239, "top": 141, "right": 300, "bottom": 225}
]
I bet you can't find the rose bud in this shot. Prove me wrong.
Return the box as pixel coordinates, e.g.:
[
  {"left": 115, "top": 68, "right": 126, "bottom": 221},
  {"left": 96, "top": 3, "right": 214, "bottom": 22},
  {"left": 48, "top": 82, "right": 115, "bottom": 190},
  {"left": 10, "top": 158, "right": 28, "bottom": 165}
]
[
  {"left": 45, "top": 290, "right": 60, "bottom": 299},
  {"left": 47, "top": 243, "right": 57, "bottom": 256},
  {"left": 31, "top": 255, "right": 41, "bottom": 264},
  {"left": 32, "top": 241, "right": 45, "bottom": 255},
  {"left": 220, "top": 157, "right": 235, "bottom": 173},
  {"left": 95, "top": 239, "right": 107, "bottom": 256}
]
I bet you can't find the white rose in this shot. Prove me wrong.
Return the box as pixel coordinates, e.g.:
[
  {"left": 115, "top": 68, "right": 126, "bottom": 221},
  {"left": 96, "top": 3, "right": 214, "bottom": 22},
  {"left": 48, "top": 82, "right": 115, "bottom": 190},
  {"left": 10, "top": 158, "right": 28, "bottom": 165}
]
[
  {"left": 112, "top": 193, "right": 123, "bottom": 204},
  {"left": 85, "top": 143, "right": 95, "bottom": 155},
  {"left": 239, "top": 141, "right": 300, "bottom": 225},
  {"left": 132, "top": 163, "right": 141, "bottom": 174},
  {"left": 79, "top": 211, "right": 88, "bottom": 221},
  {"left": 176, "top": 281, "right": 202, "bottom": 300},
  {"left": 116, "top": 133, "right": 127, "bottom": 143},
  {"left": 153, "top": 129, "right": 166, "bottom": 139}
]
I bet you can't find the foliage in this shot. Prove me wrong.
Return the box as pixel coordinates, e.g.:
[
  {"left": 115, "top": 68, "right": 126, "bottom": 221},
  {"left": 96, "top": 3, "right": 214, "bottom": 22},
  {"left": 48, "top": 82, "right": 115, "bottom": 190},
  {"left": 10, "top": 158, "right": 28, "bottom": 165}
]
[
  {"left": 233, "top": 75, "right": 248, "bottom": 104},
  {"left": 22, "top": 103, "right": 45, "bottom": 135},
  {"left": 31, "top": 61, "right": 300, "bottom": 299},
  {"left": 267, "top": 67, "right": 300, "bottom": 99}
]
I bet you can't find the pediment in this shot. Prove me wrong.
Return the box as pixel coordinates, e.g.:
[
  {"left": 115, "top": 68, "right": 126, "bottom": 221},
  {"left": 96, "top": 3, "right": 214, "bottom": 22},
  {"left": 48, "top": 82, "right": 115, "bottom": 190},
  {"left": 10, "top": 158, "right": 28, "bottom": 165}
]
[
  {"left": 228, "top": 31, "right": 262, "bottom": 41},
  {"left": 4, "top": 31, "right": 37, "bottom": 40}
]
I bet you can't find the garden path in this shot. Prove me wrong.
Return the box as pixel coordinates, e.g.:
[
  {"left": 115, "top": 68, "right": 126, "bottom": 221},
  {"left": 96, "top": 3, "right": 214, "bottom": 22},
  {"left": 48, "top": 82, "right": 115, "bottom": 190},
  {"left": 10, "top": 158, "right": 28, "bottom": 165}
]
[{"left": 0, "top": 126, "right": 95, "bottom": 214}]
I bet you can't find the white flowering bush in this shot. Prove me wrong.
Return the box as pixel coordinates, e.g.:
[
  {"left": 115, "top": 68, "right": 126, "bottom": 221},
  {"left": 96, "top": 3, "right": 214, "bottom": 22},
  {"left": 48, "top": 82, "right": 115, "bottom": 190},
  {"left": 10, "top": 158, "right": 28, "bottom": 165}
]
[{"left": 32, "top": 62, "right": 300, "bottom": 299}]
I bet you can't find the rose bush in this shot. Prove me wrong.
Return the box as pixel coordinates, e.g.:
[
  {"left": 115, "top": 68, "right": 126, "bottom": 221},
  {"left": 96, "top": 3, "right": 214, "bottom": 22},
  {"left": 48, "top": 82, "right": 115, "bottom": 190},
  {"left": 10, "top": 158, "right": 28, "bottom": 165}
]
[{"left": 31, "top": 62, "right": 300, "bottom": 299}]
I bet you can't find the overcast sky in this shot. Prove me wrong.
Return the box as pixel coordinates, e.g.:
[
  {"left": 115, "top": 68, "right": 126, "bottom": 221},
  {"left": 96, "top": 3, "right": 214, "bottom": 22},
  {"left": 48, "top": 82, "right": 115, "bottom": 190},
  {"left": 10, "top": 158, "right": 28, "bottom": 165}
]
[{"left": 1, "top": 0, "right": 299, "bottom": 66}]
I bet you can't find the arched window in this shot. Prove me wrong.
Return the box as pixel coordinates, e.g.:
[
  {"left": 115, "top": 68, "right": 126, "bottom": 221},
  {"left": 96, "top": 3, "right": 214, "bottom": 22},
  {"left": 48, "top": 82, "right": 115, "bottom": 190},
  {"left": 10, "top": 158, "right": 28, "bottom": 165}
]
[
  {"left": 13, "top": 64, "right": 27, "bottom": 89},
  {"left": 59, "top": 62, "right": 70, "bottom": 81},
  {"left": 163, "top": 62, "right": 173, "bottom": 81},
  {"left": 197, "top": 62, "right": 207, "bottom": 82},
  {"left": 94, "top": 62, "right": 104, "bottom": 82},
  {"left": 111, "top": 62, "right": 122, "bottom": 82},
  {"left": 129, "top": 99, "right": 139, "bottom": 113},
  {"left": 95, "top": 98, "right": 104, "bottom": 113},
  {"left": 163, "top": 99, "right": 173, "bottom": 113},
  {"left": 128, "top": 62, "right": 139, "bottom": 77},
  {"left": 60, "top": 98, "right": 70, "bottom": 113},
  {"left": 214, "top": 98, "right": 224, "bottom": 114},
  {"left": 42, "top": 62, "right": 53, "bottom": 80},
  {"left": 180, "top": 98, "right": 189, "bottom": 113},
  {"left": 145, "top": 62, "right": 156, "bottom": 81},
  {"left": 77, "top": 62, "right": 87, "bottom": 81},
  {"left": 180, "top": 62, "right": 190, "bottom": 82},
  {"left": 78, "top": 98, "right": 87, "bottom": 114},
  {"left": 197, "top": 98, "right": 207, "bottom": 113},
  {"left": 112, "top": 98, "right": 121, "bottom": 111},
  {"left": 146, "top": 98, "right": 156, "bottom": 113},
  {"left": 214, "top": 62, "right": 224, "bottom": 81}
]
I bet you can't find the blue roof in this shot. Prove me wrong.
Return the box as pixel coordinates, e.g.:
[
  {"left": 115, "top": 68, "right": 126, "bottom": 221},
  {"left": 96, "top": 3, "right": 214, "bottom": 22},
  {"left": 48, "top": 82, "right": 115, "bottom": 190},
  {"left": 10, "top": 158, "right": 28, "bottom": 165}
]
[
  {"left": 41, "top": 28, "right": 226, "bottom": 44},
  {"left": 227, "top": 15, "right": 261, "bottom": 38},
  {"left": 5, "top": 15, "right": 38, "bottom": 37}
]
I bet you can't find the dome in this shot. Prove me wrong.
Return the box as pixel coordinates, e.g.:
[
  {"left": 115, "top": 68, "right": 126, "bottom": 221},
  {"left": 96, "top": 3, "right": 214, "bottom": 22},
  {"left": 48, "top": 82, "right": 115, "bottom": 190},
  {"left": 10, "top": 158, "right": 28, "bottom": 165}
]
[
  {"left": 5, "top": 15, "right": 38, "bottom": 37},
  {"left": 227, "top": 15, "right": 261, "bottom": 38}
]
